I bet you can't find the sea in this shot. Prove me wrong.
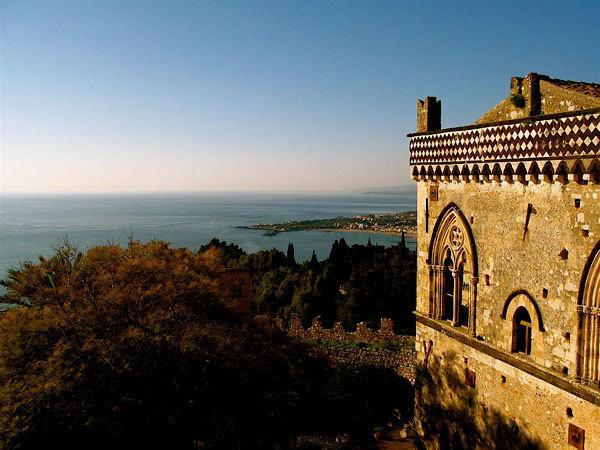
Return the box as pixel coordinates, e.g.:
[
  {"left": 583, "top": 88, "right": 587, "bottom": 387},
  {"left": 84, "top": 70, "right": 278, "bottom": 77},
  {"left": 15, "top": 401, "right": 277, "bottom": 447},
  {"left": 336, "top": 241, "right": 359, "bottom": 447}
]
[{"left": 0, "top": 192, "right": 417, "bottom": 294}]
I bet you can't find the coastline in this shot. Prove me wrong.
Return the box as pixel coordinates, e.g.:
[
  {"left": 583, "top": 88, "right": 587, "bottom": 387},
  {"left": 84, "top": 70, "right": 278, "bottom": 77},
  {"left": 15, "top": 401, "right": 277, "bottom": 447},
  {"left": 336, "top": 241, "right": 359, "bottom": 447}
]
[
  {"left": 240, "top": 226, "right": 417, "bottom": 238},
  {"left": 318, "top": 228, "right": 417, "bottom": 238},
  {"left": 239, "top": 210, "right": 418, "bottom": 239}
]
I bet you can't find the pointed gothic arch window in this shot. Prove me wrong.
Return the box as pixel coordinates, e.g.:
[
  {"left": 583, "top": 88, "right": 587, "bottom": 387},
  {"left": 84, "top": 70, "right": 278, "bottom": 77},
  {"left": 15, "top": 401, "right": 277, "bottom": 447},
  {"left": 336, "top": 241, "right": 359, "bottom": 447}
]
[
  {"left": 458, "top": 252, "right": 471, "bottom": 328},
  {"left": 442, "top": 252, "right": 454, "bottom": 321},
  {"left": 428, "top": 204, "right": 478, "bottom": 336},
  {"left": 577, "top": 242, "right": 600, "bottom": 386}
]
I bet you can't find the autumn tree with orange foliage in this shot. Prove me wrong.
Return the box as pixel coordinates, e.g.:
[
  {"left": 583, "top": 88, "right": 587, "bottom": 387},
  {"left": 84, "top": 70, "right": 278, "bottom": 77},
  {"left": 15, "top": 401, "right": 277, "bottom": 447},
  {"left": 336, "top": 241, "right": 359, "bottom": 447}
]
[
  {"left": 0, "top": 240, "right": 307, "bottom": 448},
  {"left": 0, "top": 240, "right": 412, "bottom": 450}
]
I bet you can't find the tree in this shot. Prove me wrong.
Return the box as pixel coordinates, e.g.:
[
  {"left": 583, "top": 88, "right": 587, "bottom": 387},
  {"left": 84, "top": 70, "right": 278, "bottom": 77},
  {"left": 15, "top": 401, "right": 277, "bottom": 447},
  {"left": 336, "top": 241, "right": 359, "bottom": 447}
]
[
  {"left": 199, "top": 237, "right": 245, "bottom": 263},
  {"left": 0, "top": 239, "right": 417, "bottom": 449},
  {"left": 252, "top": 267, "right": 298, "bottom": 314},
  {"left": 286, "top": 242, "right": 296, "bottom": 267},
  {"left": 309, "top": 250, "right": 319, "bottom": 271},
  {"left": 242, "top": 238, "right": 416, "bottom": 329},
  {"left": 0, "top": 241, "right": 380, "bottom": 449}
]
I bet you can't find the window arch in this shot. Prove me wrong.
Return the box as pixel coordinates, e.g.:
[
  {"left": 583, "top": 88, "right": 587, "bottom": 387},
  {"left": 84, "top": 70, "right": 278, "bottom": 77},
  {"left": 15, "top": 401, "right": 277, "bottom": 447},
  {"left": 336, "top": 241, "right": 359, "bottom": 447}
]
[
  {"left": 500, "top": 290, "right": 545, "bottom": 332},
  {"left": 428, "top": 203, "right": 478, "bottom": 336},
  {"left": 577, "top": 241, "right": 600, "bottom": 386},
  {"left": 513, "top": 306, "right": 533, "bottom": 355},
  {"left": 502, "top": 291, "right": 544, "bottom": 358}
]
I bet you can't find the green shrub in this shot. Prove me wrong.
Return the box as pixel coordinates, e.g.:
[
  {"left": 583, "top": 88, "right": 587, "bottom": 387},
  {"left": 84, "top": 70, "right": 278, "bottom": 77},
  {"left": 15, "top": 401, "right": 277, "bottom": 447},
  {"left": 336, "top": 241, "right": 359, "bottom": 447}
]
[{"left": 509, "top": 93, "right": 526, "bottom": 108}]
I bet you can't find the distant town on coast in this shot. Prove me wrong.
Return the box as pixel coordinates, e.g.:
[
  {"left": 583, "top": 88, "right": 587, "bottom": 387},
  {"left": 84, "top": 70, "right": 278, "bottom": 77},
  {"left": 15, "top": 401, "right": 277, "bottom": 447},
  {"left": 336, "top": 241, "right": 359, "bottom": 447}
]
[{"left": 240, "top": 210, "right": 417, "bottom": 236}]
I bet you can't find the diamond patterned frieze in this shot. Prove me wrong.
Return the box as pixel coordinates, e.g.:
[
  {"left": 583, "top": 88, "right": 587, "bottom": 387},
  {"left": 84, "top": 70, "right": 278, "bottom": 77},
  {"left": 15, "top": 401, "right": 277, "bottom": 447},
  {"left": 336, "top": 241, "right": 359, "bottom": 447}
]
[{"left": 409, "top": 111, "right": 600, "bottom": 166}]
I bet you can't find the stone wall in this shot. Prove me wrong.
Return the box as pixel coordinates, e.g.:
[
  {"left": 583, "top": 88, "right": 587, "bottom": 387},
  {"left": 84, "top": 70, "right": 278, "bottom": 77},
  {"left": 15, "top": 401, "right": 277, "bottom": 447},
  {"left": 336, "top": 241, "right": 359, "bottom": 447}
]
[
  {"left": 286, "top": 314, "right": 403, "bottom": 344},
  {"left": 414, "top": 179, "right": 600, "bottom": 449},
  {"left": 415, "top": 322, "right": 600, "bottom": 449},
  {"left": 310, "top": 345, "right": 417, "bottom": 384},
  {"left": 279, "top": 315, "right": 416, "bottom": 382},
  {"left": 475, "top": 74, "right": 600, "bottom": 124},
  {"left": 416, "top": 180, "right": 600, "bottom": 375}
]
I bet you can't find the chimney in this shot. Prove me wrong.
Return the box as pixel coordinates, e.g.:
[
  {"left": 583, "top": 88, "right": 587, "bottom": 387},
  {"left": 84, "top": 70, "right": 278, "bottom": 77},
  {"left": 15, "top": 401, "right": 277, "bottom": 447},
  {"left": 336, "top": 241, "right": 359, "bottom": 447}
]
[
  {"left": 523, "top": 73, "right": 542, "bottom": 116},
  {"left": 417, "top": 96, "right": 441, "bottom": 133}
]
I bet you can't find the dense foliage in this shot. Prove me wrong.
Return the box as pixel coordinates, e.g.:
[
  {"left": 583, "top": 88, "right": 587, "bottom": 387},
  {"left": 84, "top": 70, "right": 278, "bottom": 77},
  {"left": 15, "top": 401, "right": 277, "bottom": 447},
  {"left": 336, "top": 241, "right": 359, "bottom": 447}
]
[
  {"left": 0, "top": 240, "right": 413, "bottom": 449},
  {"left": 204, "top": 237, "right": 416, "bottom": 329}
]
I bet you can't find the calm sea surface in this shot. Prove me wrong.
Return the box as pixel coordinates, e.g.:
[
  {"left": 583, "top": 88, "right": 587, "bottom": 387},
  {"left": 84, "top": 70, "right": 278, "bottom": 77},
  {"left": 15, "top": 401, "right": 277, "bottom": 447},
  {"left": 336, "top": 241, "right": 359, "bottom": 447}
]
[{"left": 0, "top": 192, "right": 416, "bottom": 289}]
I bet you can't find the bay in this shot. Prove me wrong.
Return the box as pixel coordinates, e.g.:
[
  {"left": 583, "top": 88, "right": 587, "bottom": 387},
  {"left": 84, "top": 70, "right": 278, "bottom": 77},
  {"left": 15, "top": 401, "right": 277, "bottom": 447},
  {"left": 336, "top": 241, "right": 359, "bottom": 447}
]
[{"left": 0, "top": 192, "right": 416, "bottom": 290}]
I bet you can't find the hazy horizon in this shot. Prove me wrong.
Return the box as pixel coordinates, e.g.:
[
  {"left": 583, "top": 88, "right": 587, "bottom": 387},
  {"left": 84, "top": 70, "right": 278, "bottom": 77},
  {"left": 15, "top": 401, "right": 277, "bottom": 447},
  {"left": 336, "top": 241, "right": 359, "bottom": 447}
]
[
  {"left": 0, "top": 183, "right": 417, "bottom": 195},
  {"left": 2, "top": 0, "right": 598, "bottom": 193}
]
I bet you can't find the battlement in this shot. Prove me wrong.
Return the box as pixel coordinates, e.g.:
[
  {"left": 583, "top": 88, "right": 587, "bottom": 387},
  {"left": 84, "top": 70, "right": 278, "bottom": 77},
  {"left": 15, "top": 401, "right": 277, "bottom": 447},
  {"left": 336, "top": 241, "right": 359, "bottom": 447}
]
[
  {"left": 409, "top": 109, "right": 600, "bottom": 184},
  {"left": 285, "top": 314, "right": 405, "bottom": 344}
]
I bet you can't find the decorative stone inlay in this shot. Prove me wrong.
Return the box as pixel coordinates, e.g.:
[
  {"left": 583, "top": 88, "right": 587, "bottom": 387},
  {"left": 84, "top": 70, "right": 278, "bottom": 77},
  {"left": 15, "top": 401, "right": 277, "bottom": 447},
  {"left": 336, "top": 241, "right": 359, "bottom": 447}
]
[{"left": 409, "top": 109, "right": 600, "bottom": 183}]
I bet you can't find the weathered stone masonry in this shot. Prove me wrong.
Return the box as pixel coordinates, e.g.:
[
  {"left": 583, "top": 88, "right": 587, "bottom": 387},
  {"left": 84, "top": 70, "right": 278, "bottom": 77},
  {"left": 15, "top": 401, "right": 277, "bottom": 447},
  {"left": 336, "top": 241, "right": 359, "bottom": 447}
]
[
  {"left": 287, "top": 315, "right": 399, "bottom": 344},
  {"left": 279, "top": 315, "right": 416, "bottom": 382},
  {"left": 411, "top": 74, "right": 600, "bottom": 449}
]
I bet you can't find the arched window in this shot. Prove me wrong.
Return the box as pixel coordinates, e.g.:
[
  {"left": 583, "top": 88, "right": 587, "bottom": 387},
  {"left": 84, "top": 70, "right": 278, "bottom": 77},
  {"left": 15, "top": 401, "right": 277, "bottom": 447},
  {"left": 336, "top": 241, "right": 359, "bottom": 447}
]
[
  {"left": 501, "top": 291, "right": 544, "bottom": 358},
  {"left": 513, "top": 306, "right": 533, "bottom": 355},
  {"left": 577, "top": 242, "right": 600, "bottom": 385},
  {"left": 442, "top": 254, "right": 454, "bottom": 321},
  {"left": 458, "top": 253, "right": 470, "bottom": 328},
  {"left": 428, "top": 203, "right": 478, "bottom": 336}
]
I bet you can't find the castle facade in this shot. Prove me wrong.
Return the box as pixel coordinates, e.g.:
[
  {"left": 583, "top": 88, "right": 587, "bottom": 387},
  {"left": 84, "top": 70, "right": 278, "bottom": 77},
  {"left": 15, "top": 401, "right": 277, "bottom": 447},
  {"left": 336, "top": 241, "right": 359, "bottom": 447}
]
[{"left": 411, "top": 74, "right": 600, "bottom": 449}]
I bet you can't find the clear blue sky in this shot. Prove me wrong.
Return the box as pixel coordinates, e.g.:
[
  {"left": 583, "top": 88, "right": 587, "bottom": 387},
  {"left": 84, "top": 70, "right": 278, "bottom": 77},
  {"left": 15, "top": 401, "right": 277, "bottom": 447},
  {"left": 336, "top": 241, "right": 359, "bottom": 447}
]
[{"left": 1, "top": 0, "right": 598, "bottom": 192}]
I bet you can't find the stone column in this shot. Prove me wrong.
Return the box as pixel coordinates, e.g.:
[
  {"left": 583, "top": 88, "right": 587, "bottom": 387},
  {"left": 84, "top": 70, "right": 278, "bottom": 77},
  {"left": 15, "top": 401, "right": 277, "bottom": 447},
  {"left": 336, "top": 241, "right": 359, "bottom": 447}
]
[
  {"left": 592, "top": 311, "right": 599, "bottom": 384},
  {"left": 576, "top": 306, "right": 584, "bottom": 382},
  {"left": 436, "top": 266, "right": 445, "bottom": 320},
  {"left": 428, "top": 265, "right": 435, "bottom": 318},
  {"left": 584, "top": 309, "right": 592, "bottom": 384},
  {"left": 581, "top": 307, "right": 592, "bottom": 384},
  {"left": 452, "top": 269, "right": 460, "bottom": 326},
  {"left": 469, "top": 276, "right": 478, "bottom": 337},
  {"left": 432, "top": 265, "right": 440, "bottom": 319}
]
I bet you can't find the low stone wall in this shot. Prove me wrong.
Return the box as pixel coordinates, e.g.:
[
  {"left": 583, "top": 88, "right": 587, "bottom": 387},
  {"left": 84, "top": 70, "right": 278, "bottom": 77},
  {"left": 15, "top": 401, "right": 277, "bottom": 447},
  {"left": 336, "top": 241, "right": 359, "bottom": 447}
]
[
  {"left": 310, "top": 346, "right": 417, "bottom": 384},
  {"left": 280, "top": 314, "right": 416, "bottom": 383},
  {"left": 286, "top": 314, "right": 403, "bottom": 344}
]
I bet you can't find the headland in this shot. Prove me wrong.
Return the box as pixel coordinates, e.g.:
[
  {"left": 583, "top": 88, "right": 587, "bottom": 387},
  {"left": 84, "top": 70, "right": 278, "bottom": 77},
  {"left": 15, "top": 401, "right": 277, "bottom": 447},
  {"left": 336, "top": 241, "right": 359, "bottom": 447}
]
[{"left": 239, "top": 211, "right": 417, "bottom": 237}]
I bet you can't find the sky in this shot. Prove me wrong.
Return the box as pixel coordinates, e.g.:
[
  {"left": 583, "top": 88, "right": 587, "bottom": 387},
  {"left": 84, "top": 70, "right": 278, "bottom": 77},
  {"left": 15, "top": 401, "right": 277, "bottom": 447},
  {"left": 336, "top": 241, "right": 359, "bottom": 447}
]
[{"left": 1, "top": 1, "right": 599, "bottom": 193}]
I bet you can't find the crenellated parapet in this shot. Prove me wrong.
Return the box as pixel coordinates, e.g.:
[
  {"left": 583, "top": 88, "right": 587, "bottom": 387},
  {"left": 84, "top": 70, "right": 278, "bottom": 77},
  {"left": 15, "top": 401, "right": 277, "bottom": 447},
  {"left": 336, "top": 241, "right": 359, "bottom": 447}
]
[
  {"left": 287, "top": 314, "right": 402, "bottom": 344},
  {"left": 409, "top": 108, "right": 600, "bottom": 184}
]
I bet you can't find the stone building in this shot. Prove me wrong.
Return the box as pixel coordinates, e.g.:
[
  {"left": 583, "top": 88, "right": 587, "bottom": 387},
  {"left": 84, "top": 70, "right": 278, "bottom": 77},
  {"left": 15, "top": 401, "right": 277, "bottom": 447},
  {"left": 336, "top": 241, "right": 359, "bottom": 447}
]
[{"left": 410, "top": 73, "right": 600, "bottom": 449}]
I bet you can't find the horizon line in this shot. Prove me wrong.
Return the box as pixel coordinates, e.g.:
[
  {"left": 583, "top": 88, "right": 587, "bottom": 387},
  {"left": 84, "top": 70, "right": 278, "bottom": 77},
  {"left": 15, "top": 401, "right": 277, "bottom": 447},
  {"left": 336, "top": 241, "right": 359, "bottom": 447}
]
[{"left": 0, "top": 186, "right": 416, "bottom": 196}]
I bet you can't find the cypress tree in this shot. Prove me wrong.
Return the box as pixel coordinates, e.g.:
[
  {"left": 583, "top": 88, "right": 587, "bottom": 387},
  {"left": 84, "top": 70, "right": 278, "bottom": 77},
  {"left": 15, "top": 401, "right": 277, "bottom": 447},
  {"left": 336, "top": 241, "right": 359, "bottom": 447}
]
[
  {"left": 286, "top": 242, "right": 296, "bottom": 266},
  {"left": 399, "top": 229, "right": 408, "bottom": 260},
  {"left": 309, "top": 250, "right": 319, "bottom": 270},
  {"left": 329, "top": 240, "right": 339, "bottom": 261}
]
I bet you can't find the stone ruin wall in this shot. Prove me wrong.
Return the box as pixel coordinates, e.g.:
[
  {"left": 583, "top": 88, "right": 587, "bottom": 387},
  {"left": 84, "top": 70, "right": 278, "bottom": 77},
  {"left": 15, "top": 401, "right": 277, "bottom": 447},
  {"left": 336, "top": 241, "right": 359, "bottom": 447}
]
[
  {"left": 286, "top": 315, "right": 401, "bottom": 344},
  {"left": 475, "top": 74, "right": 600, "bottom": 124},
  {"left": 277, "top": 315, "right": 417, "bottom": 383}
]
